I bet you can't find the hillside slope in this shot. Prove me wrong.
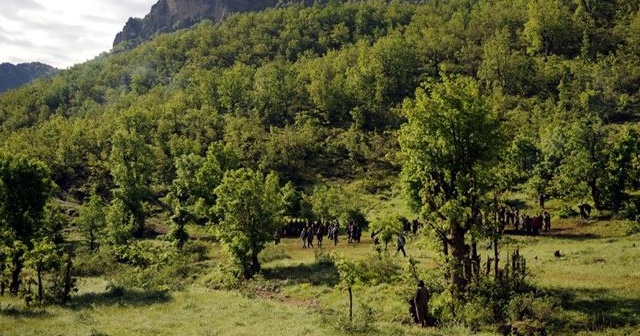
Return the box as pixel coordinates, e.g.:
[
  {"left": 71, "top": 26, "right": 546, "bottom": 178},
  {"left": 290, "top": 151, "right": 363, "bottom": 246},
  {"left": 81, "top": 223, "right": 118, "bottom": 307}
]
[
  {"left": 113, "top": 0, "right": 318, "bottom": 49},
  {"left": 0, "top": 62, "right": 57, "bottom": 93}
]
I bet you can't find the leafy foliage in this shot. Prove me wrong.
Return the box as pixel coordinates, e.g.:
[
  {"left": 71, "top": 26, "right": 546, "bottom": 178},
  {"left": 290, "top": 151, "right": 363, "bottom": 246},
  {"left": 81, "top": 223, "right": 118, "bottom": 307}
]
[{"left": 213, "top": 168, "right": 287, "bottom": 279}]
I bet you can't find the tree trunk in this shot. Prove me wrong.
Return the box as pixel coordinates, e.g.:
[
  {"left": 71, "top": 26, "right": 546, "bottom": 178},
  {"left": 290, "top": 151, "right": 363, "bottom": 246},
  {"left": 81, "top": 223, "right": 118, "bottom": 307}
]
[
  {"left": 493, "top": 235, "right": 499, "bottom": 280},
  {"left": 589, "top": 178, "right": 601, "bottom": 210},
  {"left": 9, "top": 250, "right": 24, "bottom": 295},
  {"left": 442, "top": 237, "right": 450, "bottom": 280},
  {"left": 62, "top": 254, "right": 73, "bottom": 302},
  {"left": 471, "top": 241, "right": 480, "bottom": 282},
  {"left": 37, "top": 265, "right": 43, "bottom": 302},
  {"left": 348, "top": 286, "right": 353, "bottom": 323},
  {"left": 450, "top": 223, "right": 467, "bottom": 299}
]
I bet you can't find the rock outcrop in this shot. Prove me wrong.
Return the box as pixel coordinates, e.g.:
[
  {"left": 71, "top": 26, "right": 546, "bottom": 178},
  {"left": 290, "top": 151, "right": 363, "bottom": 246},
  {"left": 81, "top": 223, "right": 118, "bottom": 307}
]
[{"left": 113, "top": 0, "right": 314, "bottom": 49}]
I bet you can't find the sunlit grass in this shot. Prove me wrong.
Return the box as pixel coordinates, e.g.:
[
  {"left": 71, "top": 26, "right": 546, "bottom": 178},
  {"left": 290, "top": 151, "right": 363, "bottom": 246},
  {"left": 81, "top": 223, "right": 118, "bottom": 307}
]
[{"left": 2, "top": 187, "right": 640, "bottom": 335}]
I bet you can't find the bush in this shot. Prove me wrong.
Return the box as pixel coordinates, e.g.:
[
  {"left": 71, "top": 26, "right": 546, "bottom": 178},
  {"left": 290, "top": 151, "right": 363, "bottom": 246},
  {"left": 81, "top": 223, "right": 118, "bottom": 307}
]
[
  {"left": 319, "top": 302, "right": 376, "bottom": 334},
  {"left": 181, "top": 240, "right": 211, "bottom": 262},
  {"left": 461, "top": 298, "right": 495, "bottom": 331},
  {"left": 557, "top": 204, "right": 579, "bottom": 219},
  {"left": 314, "top": 249, "right": 334, "bottom": 265},
  {"left": 197, "top": 261, "right": 241, "bottom": 290},
  {"left": 73, "top": 246, "right": 117, "bottom": 277},
  {"left": 357, "top": 254, "right": 400, "bottom": 285},
  {"left": 106, "top": 241, "right": 204, "bottom": 291},
  {"left": 506, "top": 293, "right": 560, "bottom": 336},
  {"left": 618, "top": 202, "right": 640, "bottom": 235}
]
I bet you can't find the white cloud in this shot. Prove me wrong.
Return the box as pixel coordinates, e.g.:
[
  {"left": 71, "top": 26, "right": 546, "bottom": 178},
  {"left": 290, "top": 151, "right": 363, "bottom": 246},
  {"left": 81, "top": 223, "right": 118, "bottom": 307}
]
[{"left": 0, "top": 0, "right": 156, "bottom": 68}]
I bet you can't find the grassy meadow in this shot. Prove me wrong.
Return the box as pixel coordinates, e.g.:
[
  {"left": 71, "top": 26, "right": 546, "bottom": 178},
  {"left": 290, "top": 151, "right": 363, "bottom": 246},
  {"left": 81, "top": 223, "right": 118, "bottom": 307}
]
[{"left": 1, "top": 190, "right": 640, "bottom": 336}]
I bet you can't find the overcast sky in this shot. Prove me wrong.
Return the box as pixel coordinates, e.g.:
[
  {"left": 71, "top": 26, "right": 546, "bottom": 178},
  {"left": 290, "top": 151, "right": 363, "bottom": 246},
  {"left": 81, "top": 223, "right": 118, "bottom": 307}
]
[{"left": 0, "top": 0, "right": 157, "bottom": 69}]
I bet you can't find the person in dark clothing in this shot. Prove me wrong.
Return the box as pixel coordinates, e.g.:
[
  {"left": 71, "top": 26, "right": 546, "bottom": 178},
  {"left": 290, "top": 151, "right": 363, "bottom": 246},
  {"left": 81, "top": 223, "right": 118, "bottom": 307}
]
[
  {"left": 414, "top": 280, "right": 430, "bottom": 327},
  {"left": 578, "top": 203, "right": 592, "bottom": 219},
  {"left": 316, "top": 225, "right": 323, "bottom": 248},
  {"left": 543, "top": 211, "right": 551, "bottom": 232},
  {"left": 300, "top": 227, "right": 307, "bottom": 248},
  {"left": 539, "top": 192, "right": 547, "bottom": 209},
  {"left": 396, "top": 232, "right": 406, "bottom": 257}
]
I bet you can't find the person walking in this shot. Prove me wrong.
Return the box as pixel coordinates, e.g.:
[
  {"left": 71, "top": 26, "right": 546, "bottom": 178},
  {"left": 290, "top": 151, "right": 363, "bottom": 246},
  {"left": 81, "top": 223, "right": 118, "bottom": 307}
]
[{"left": 396, "top": 232, "right": 406, "bottom": 257}]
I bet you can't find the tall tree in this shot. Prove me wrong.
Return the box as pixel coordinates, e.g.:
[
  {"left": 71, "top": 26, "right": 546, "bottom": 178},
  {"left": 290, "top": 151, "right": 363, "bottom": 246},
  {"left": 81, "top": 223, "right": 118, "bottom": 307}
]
[
  {"left": 399, "top": 76, "right": 504, "bottom": 299},
  {"left": 107, "top": 111, "right": 154, "bottom": 243},
  {"left": 0, "top": 153, "right": 52, "bottom": 294},
  {"left": 213, "top": 168, "right": 287, "bottom": 279}
]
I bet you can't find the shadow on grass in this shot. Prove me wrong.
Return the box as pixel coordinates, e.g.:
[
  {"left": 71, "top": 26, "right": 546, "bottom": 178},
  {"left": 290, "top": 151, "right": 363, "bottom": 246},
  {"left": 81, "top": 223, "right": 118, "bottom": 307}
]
[
  {"left": 262, "top": 261, "right": 339, "bottom": 287},
  {"left": 544, "top": 227, "right": 601, "bottom": 241},
  {"left": 502, "top": 228, "right": 600, "bottom": 241},
  {"left": 0, "top": 306, "right": 50, "bottom": 318},
  {"left": 69, "top": 287, "right": 172, "bottom": 310},
  {"left": 548, "top": 287, "right": 640, "bottom": 329}
]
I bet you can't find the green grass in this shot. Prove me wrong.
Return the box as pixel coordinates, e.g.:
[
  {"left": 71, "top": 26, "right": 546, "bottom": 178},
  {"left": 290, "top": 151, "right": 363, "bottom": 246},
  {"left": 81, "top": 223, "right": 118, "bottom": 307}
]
[{"left": 2, "top": 192, "right": 640, "bottom": 335}]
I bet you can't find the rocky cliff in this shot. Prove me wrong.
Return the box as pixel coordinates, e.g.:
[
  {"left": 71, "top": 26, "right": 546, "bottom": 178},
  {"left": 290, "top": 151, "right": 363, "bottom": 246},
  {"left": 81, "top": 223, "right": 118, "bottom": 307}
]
[{"left": 113, "top": 0, "right": 314, "bottom": 49}]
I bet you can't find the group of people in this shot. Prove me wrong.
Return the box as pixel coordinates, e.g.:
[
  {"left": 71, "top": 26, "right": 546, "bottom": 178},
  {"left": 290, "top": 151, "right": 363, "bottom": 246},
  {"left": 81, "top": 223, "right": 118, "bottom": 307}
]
[
  {"left": 277, "top": 218, "right": 366, "bottom": 248},
  {"left": 497, "top": 206, "right": 552, "bottom": 235}
]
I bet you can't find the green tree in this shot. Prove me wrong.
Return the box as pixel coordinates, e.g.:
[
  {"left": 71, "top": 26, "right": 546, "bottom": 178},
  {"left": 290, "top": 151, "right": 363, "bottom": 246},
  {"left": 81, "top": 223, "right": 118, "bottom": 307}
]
[
  {"left": 23, "top": 238, "right": 60, "bottom": 302},
  {"left": 399, "top": 76, "right": 504, "bottom": 300},
  {"left": 603, "top": 127, "right": 640, "bottom": 210},
  {"left": 76, "top": 192, "right": 106, "bottom": 251},
  {"left": 213, "top": 168, "right": 287, "bottom": 279},
  {"left": 332, "top": 252, "right": 362, "bottom": 323},
  {"left": 107, "top": 113, "right": 154, "bottom": 242},
  {"left": 0, "top": 153, "right": 52, "bottom": 294}
]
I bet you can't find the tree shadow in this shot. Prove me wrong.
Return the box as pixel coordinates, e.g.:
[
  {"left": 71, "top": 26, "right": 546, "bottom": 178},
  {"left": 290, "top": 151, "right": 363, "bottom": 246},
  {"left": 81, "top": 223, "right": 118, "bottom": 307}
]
[
  {"left": 0, "top": 306, "right": 50, "bottom": 318},
  {"left": 505, "top": 199, "right": 528, "bottom": 209},
  {"left": 544, "top": 227, "right": 601, "bottom": 241},
  {"left": 547, "top": 287, "right": 640, "bottom": 329},
  {"left": 262, "top": 261, "right": 339, "bottom": 287},
  {"left": 69, "top": 287, "right": 172, "bottom": 310}
]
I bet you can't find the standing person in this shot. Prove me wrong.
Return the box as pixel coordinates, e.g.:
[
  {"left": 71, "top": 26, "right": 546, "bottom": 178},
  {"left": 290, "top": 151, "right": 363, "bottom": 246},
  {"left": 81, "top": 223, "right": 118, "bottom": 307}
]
[
  {"left": 307, "top": 226, "right": 314, "bottom": 248},
  {"left": 543, "top": 211, "right": 551, "bottom": 232},
  {"left": 414, "top": 280, "right": 430, "bottom": 327},
  {"left": 332, "top": 224, "right": 339, "bottom": 246},
  {"left": 539, "top": 192, "right": 546, "bottom": 209},
  {"left": 300, "top": 227, "right": 307, "bottom": 248},
  {"left": 316, "top": 225, "right": 323, "bottom": 248},
  {"left": 273, "top": 230, "right": 280, "bottom": 245},
  {"left": 396, "top": 232, "right": 406, "bottom": 257}
]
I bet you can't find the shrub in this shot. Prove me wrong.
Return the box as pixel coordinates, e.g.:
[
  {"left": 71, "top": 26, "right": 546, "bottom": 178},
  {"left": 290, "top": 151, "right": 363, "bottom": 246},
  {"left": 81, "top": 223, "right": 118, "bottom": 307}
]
[
  {"left": 73, "top": 246, "right": 117, "bottom": 277},
  {"left": 557, "top": 204, "right": 579, "bottom": 219},
  {"left": 319, "top": 301, "right": 376, "bottom": 334},
  {"left": 357, "top": 254, "right": 400, "bottom": 285},
  {"left": 461, "top": 298, "right": 495, "bottom": 331},
  {"left": 618, "top": 201, "right": 640, "bottom": 235},
  {"left": 181, "top": 240, "right": 211, "bottom": 262},
  {"left": 197, "top": 261, "right": 241, "bottom": 290},
  {"left": 314, "top": 249, "right": 334, "bottom": 265},
  {"left": 506, "top": 293, "right": 560, "bottom": 336}
]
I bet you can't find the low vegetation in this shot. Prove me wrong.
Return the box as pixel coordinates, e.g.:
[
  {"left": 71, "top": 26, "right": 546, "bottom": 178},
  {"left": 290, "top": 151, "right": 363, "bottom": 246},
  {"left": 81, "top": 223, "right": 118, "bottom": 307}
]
[{"left": 1, "top": 0, "right": 640, "bottom": 335}]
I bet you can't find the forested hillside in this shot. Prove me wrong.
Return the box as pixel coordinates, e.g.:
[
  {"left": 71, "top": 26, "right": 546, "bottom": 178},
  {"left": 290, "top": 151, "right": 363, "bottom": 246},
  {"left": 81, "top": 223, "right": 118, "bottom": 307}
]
[
  {"left": 1, "top": 1, "right": 640, "bottom": 334},
  {"left": 0, "top": 62, "right": 57, "bottom": 93},
  {"left": 2, "top": 0, "right": 640, "bottom": 201}
]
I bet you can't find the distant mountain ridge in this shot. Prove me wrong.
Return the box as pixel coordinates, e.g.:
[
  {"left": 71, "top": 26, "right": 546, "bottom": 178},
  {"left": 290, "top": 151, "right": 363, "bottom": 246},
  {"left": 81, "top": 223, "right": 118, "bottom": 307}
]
[
  {"left": 0, "top": 62, "right": 58, "bottom": 94},
  {"left": 113, "top": 0, "right": 317, "bottom": 49}
]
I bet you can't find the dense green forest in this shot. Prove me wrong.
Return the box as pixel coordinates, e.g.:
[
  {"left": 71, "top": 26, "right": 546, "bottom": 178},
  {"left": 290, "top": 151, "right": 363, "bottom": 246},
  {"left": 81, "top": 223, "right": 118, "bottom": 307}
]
[
  {"left": 2, "top": 0, "right": 640, "bottom": 201},
  {"left": 2, "top": 0, "right": 640, "bottom": 334}
]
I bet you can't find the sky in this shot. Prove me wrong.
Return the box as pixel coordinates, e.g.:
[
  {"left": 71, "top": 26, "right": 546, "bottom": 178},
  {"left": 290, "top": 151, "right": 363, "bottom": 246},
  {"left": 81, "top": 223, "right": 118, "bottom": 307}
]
[{"left": 0, "top": 0, "right": 158, "bottom": 69}]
